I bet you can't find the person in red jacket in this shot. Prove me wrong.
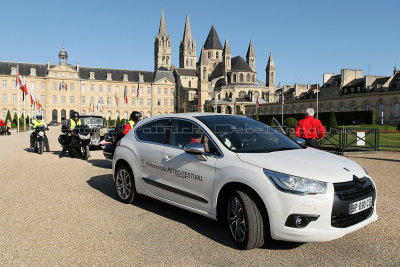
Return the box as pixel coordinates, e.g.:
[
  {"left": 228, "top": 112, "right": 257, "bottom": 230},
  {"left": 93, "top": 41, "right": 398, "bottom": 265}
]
[
  {"left": 295, "top": 108, "right": 325, "bottom": 148},
  {"left": 123, "top": 111, "right": 142, "bottom": 136}
]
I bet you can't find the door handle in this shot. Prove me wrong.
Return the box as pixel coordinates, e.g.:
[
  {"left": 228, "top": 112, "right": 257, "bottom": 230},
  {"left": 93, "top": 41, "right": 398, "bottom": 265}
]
[{"left": 164, "top": 155, "right": 173, "bottom": 162}]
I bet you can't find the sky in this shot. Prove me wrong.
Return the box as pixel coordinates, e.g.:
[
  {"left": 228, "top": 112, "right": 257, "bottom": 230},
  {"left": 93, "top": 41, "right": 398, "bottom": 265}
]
[{"left": 0, "top": 0, "right": 398, "bottom": 85}]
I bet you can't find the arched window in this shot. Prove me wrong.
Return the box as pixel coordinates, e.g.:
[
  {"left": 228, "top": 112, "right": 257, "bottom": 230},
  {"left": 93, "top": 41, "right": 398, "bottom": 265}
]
[
  {"left": 393, "top": 102, "right": 400, "bottom": 117},
  {"left": 188, "top": 81, "right": 192, "bottom": 87},
  {"left": 190, "top": 59, "right": 192, "bottom": 66},
  {"left": 202, "top": 68, "right": 206, "bottom": 79},
  {"left": 208, "top": 52, "right": 211, "bottom": 58},
  {"left": 377, "top": 103, "right": 384, "bottom": 117},
  {"left": 52, "top": 109, "right": 58, "bottom": 122},
  {"left": 216, "top": 51, "right": 219, "bottom": 59},
  {"left": 364, "top": 103, "right": 371, "bottom": 111},
  {"left": 246, "top": 74, "right": 250, "bottom": 82},
  {"left": 339, "top": 105, "right": 345, "bottom": 111},
  {"left": 61, "top": 109, "right": 66, "bottom": 121},
  {"left": 186, "top": 59, "right": 189, "bottom": 66},
  {"left": 166, "top": 56, "right": 169, "bottom": 65},
  {"left": 240, "top": 73, "right": 244, "bottom": 82},
  {"left": 162, "top": 57, "right": 165, "bottom": 64},
  {"left": 252, "top": 74, "right": 255, "bottom": 82},
  {"left": 233, "top": 74, "right": 237, "bottom": 82}
]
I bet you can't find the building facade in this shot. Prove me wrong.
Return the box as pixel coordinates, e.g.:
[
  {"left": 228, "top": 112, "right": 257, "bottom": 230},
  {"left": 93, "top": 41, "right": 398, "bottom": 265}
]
[{"left": 1, "top": 10, "right": 399, "bottom": 125}]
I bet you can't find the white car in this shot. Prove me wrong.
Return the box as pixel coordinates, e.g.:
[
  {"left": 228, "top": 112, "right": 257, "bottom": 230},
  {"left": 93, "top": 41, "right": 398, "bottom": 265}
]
[{"left": 112, "top": 113, "right": 378, "bottom": 250}]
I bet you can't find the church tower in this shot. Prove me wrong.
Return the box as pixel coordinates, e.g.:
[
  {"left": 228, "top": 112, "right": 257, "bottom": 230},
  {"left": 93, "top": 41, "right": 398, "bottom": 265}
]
[
  {"left": 179, "top": 13, "right": 196, "bottom": 69},
  {"left": 222, "top": 38, "right": 231, "bottom": 84},
  {"left": 266, "top": 53, "right": 275, "bottom": 87},
  {"left": 154, "top": 10, "right": 171, "bottom": 70},
  {"left": 246, "top": 40, "right": 255, "bottom": 72}
]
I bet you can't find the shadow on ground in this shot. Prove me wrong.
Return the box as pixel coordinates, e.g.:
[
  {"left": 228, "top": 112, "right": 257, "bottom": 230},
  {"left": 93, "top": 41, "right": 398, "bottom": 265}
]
[
  {"left": 87, "top": 174, "right": 303, "bottom": 251},
  {"left": 348, "top": 156, "right": 400, "bottom": 163},
  {"left": 88, "top": 159, "right": 112, "bottom": 169}
]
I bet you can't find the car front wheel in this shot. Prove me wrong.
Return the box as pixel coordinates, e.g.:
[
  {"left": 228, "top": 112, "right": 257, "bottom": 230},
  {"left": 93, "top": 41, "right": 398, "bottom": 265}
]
[
  {"left": 227, "top": 188, "right": 266, "bottom": 250},
  {"left": 115, "top": 164, "right": 138, "bottom": 204}
]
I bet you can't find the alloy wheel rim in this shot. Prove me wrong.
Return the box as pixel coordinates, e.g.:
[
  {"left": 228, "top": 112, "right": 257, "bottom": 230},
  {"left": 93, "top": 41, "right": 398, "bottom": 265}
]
[
  {"left": 227, "top": 196, "right": 246, "bottom": 243},
  {"left": 116, "top": 169, "right": 131, "bottom": 200}
]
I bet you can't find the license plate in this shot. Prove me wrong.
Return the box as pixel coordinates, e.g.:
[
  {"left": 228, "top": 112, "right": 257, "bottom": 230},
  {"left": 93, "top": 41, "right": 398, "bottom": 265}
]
[{"left": 349, "top": 196, "right": 373, "bottom": 214}]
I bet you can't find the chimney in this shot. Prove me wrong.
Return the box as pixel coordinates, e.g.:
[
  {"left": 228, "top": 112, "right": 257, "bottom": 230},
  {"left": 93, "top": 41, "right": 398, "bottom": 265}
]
[{"left": 76, "top": 62, "right": 79, "bottom": 72}]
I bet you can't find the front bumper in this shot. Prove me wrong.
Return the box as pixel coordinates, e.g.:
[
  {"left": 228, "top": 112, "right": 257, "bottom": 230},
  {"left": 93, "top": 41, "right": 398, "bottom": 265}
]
[{"left": 267, "top": 177, "right": 378, "bottom": 242}]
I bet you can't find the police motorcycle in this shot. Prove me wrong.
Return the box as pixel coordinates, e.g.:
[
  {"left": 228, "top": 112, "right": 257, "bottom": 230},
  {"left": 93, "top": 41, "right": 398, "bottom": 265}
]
[
  {"left": 102, "top": 111, "right": 142, "bottom": 159},
  {"left": 31, "top": 125, "right": 50, "bottom": 154},
  {"left": 58, "top": 124, "right": 93, "bottom": 160}
]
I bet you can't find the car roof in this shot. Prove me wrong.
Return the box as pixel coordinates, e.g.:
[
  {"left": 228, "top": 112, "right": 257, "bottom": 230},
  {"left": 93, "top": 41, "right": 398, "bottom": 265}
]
[{"left": 146, "top": 112, "right": 236, "bottom": 120}]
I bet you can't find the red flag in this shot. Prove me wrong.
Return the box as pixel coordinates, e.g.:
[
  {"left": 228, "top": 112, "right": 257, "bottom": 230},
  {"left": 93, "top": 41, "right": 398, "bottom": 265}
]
[
  {"left": 16, "top": 72, "right": 28, "bottom": 94},
  {"left": 256, "top": 97, "right": 260, "bottom": 107},
  {"left": 124, "top": 86, "right": 128, "bottom": 104},
  {"left": 136, "top": 77, "right": 140, "bottom": 99},
  {"left": 36, "top": 99, "right": 42, "bottom": 110},
  {"left": 115, "top": 91, "right": 119, "bottom": 107},
  {"left": 65, "top": 83, "right": 68, "bottom": 91}
]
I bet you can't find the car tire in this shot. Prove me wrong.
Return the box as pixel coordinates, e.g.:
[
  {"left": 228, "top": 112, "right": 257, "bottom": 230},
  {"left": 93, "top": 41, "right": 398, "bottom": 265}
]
[
  {"left": 227, "top": 188, "right": 266, "bottom": 250},
  {"left": 115, "top": 164, "right": 139, "bottom": 204}
]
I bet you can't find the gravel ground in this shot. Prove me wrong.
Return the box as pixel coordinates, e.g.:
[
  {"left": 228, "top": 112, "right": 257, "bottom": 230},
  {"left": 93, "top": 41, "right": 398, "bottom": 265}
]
[{"left": 0, "top": 128, "right": 399, "bottom": 266}]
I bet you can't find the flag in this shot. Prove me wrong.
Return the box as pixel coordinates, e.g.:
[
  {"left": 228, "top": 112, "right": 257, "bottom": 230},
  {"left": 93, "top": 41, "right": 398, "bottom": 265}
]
[
  {"left": 136, "top": 76, "right": 140, "bottom": 99},
  {"left": 60, "top": 81, "right": 67, "bottom": 91},
  {"left": 123, "top": 85, "right": 128, "bottom": 104},
  {"left": 16, "top": 72, "right": 28, "bottom": 95},
  {"left": 97, "top": 99, "right": 100, "bottom": 110},
  {"left": 30, "top": 86, "right": 36, "bottom": 106},
  {"left": 256, "top": 97, "right": 260, "bottom": 107},
  {"left": 115, "top": 91, "right": 119, "bottom": 107},
  {"left": 36, "top": 99, "right": 42, "bottom": 110},
  {"left": 89, "top": 103, "right": 92, "bottom": 113},
  {"left": 59, "top": 83, "right": 62, "bottom": 91}
]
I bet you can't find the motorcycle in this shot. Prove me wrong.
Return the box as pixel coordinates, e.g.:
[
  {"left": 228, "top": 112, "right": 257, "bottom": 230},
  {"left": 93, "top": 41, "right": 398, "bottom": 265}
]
[
  {"left": 31, "top": 126, "right": 50, "bottom": 154},
  {"left": 58, "top": 124, "right": 93, "bottom": 160},
  {"left": 102, "top": 124, "right": 124, "bottom": 159},
  {"left": 0, "top": 126, "right": 11, "bottom": 136}
]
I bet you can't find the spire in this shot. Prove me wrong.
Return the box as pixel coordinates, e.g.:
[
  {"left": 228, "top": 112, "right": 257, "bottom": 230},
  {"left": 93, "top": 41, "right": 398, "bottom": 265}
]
[
  {"left": 158, "top": 10, "right": 166, "bottom": 37},
  {"left": 266, "top": 52, "right": 275, "bottom": 70},
  {"left": 223, "top": 38, "right": 231, "bottom": 55},
  {"left": 183, "top": 12, "right": 192, "bottom": 40},
  {"left": 246, "top": 40, "right": 255, "bottom": 58},
  {"left": 204, "top": 25, "right": 223, "bottom": 50}
]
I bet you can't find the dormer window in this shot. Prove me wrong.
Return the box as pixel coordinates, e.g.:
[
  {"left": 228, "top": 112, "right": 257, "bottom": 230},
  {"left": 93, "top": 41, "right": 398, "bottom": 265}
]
[
  {"left": 90, "top": 72, "right": 95, "bottom": 80},
  {"left": 30, "top": 68, "right": 36, "bottom": 76},
  {"left": 107, "top": 73, "right": 112, "bottom": 81},
  {"left": 11, "top": 67, "right": 17, "bottom": 75},
  {"left": 123, "top": 74, "right": 128, "bottom": 82}
]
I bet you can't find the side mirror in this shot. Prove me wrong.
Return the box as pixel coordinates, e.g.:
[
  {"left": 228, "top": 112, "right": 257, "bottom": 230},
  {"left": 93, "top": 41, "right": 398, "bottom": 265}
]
[
  {"left": 184, "top": 142, "right": 205, "bottom": 155},
  {"left": 294, "top": 137, "right": 305, "bottom": 145}
]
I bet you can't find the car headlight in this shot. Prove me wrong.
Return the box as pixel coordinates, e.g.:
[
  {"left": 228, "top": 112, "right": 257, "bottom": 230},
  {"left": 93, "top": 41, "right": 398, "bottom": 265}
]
[{"left": 264, "top": 169, "right": 327, "bottom": 195}]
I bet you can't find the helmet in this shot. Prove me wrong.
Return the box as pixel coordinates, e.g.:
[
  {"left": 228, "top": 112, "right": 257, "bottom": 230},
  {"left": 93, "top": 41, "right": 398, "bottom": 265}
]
[
  {"left": 36, "top": 115, "right": 42, "bottom": 120},
  {"left": 72, "top": 112, "right": 80, "bottom": 119},
  {"left": 129, "top": 111, "right": 142, "bottom": 122}
]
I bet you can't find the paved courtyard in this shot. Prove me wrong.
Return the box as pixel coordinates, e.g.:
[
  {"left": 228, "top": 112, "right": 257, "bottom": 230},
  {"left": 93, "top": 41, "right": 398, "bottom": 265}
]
[{"left": 0, "top": 128, "right": 399, "bottom": 266}]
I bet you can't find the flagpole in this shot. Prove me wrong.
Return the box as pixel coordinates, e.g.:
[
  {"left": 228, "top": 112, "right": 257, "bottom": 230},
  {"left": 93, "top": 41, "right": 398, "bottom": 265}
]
[
  {"left": 281, "top": 88, "right": 284, "bottom": 125},
  {"left": 316, "top": 84, "right": 319, "bottom": 120},
  {"left": 24, "top": 83, "right": 26, "bottom": 131},
  {"left": 17, "top": 66, "right": 20, "bottom": 133},
  {"left": 124, "top": 83, "right": 127, "bottom": 124}
]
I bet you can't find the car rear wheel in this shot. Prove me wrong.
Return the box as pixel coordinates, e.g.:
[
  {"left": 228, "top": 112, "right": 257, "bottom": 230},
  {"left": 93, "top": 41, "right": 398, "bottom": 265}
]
[
  {"left": 115, "top": 164, "right": 139, "bottom": 204},
  {"left": 227, "top": 188, "right": 266, "bottom": 250}
]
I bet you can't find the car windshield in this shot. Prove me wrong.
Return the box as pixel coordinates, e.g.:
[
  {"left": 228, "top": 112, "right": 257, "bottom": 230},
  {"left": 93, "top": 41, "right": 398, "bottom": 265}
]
[
  {"left": 196, "top": 115, "right": 301, "bottom": 153},
  {"left": 81, "top": 117, "right": 103, "bottom": 126}
]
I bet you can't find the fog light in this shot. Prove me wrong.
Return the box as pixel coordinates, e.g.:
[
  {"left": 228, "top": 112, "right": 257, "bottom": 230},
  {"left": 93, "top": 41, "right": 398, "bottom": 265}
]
[{"left": 285, "top": 214, "right": 319, "bottom": 228}]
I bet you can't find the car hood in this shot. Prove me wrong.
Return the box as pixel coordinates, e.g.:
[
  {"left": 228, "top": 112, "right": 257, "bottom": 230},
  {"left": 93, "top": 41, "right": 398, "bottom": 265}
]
[{"left": 236, "top": 148, "right": 366, "bottom": 183}]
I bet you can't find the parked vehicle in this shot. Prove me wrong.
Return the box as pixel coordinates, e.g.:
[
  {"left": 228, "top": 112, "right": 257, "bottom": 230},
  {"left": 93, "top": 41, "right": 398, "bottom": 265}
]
[
  {"left": 103, "top": 124, "right": 124, "bottom": 159},
  {"left": 80, "top": 115, "right": 106, "bottom": 147},
  {"left": 112, "top": 113, "right": 378, "bottom": 250},
  {"left": 58, "top": 125, "right": 93, "bottom": 160},
  {"left": 32, "top": 126, "right": 50, "bottom": 154}
]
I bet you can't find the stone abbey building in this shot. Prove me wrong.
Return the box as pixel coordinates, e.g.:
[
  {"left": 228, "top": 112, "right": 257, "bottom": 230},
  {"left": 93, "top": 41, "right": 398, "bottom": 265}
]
[{"left": 0, "top": 11, "right": 399, "bottom": 124}]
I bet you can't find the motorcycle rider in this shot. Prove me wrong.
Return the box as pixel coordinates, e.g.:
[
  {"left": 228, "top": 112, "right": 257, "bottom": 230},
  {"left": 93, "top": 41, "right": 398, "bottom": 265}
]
[
  {"left": 30, "top": 115, "right": 48, "bottom": 148},
  {"left": 123, "top": 111, "right": 142, "bottom": 136},
  {"left": 60, "top": 111, "right": 82, "bottom": 157}
]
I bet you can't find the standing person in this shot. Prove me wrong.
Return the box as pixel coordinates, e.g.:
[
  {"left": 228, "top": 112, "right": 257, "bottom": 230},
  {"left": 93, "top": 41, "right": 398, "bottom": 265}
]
[
  {"left": 123, "top": 111, "right": 142, "bottom": 136},
  {"left": 295, "top": 108, "right": 325, "bottom": 148}
]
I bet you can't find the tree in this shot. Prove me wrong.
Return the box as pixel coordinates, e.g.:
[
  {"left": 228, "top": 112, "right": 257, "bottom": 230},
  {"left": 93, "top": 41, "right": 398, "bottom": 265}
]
[
  {"left": 328, "top": 111, "right": 338, "bottom": 130},
  {"left": 13, "top": 112, "right": 18, "bottom": 125},
  {"left": 6, "top": 110, "right": 11, "bottom": 123},
  {"left": 284, "top": 117, "right": 298, "bottom": 127},
  {"left": 239, "top": 111, "right": 244, "bottom": 116},
  {"left": 207, "top": 105, "right": 213, "bottom": 112},
  {"left": 116, "top": 115, "right": 121, "bottom": 125},
  {"left": 270, "top": 117, "right": 276, "bottom": 127},
  {"left": 255, "top": 114, "right": 259, "bottom": 121},
  {"left": 26, "top": 115, "right": 30, "bottom": 124}
]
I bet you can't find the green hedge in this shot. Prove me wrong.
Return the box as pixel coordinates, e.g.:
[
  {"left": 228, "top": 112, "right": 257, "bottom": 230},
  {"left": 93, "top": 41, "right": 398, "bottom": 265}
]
[{"left": 255, "top": 110, "right": 376, "bottom": 126}]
